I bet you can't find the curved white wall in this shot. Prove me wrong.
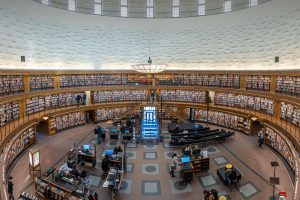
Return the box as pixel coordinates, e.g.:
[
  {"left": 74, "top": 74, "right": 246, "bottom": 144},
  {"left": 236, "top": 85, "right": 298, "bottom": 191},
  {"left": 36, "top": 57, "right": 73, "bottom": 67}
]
[{"left": 0, "top": 0, "right": 299, "bottom": 70}]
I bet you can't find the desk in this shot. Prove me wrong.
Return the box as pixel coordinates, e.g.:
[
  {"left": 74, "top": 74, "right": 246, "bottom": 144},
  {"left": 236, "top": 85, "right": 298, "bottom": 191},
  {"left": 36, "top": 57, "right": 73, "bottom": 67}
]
[
  {"left": 179, "top": 163, "right": 194, "bottom": 184},
  {"left": 169, "top": 123, "right": 195, "bottom": 133},
  {"left": 217, "top": 167, "right": 242, "bottom": 186},
  {"left": 103, "top": 169, "right": 124, "bottom": 200},
  {"left": 77, "top": 149, "right": 96, "bottom": 168}
]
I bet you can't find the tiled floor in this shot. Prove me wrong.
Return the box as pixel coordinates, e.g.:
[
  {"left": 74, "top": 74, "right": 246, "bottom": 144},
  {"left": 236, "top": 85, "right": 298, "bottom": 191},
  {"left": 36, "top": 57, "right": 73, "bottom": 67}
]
[{"left": 7, "top": 120, "right": 295, "bottom": 200}]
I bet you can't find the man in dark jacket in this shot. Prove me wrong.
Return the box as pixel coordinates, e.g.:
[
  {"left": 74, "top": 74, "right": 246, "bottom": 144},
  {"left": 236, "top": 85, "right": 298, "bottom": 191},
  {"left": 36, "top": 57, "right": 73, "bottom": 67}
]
[
  {"left": 94, "top": 125, "right": 102, "bottom": 144},
  {"left": 8, "top": 176, "right": 14, "bottom": 200}
]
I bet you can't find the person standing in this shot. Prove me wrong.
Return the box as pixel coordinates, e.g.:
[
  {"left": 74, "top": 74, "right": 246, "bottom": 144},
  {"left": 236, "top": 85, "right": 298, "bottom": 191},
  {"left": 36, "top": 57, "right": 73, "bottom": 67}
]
[
  {"left": 150, "top": 91, "right": 155, "bottom": 103},
  {"left": 170, "top": 153, "right": 180, "bottom": 177},
  {"left": 7, "top": 176, "right": 14, "bottom": 200},
  {"left": 83, "top": 93, "right": 87, "bottom": 105},
  {"left": 76, "top": 94, "right": 82, "bottom": 107},
  {"left": 94, "top": 125, "right": 102, "bottom": 144}
]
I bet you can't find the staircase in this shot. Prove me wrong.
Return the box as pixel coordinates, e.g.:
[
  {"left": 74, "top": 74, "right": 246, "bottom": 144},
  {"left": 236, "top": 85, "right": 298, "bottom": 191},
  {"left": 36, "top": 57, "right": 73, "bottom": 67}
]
[
  {"left": 161, "top": 105, "right": 186, "bottom": 122},
  {"left": 141, "top": 106, "right": 159, "bottom": 144}
]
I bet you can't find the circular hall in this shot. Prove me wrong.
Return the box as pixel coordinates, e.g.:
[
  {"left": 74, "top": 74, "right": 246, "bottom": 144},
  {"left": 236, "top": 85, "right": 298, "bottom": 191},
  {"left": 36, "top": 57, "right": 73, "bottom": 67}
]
[{"left": 0, "top": 0, "right": 299, "bottom": 200}]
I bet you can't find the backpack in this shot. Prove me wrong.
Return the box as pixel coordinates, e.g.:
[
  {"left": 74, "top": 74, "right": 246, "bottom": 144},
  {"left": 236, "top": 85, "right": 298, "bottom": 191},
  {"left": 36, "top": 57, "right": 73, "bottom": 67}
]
[{"left": 211, "top": 189, "right": 218, "bottom": 199}]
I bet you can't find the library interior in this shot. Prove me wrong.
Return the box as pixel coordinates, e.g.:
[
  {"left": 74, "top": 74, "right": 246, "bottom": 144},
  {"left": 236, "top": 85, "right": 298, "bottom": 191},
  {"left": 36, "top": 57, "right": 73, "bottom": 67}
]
[{"left": 0, "top": 0, "right": 299, "bottom": 200}]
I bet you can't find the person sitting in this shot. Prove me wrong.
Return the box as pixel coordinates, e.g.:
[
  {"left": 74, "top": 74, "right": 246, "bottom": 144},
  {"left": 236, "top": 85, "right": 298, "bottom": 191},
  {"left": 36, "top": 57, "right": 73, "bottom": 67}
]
[
  {"left": 174, "top": 124, "right": 180, "bottom": 133},
  {"left": 101, "top": 155, "right": 110, "bottom": 176},
  {"left": 184, "top": 144, "right": 192, "bottom": 156}
]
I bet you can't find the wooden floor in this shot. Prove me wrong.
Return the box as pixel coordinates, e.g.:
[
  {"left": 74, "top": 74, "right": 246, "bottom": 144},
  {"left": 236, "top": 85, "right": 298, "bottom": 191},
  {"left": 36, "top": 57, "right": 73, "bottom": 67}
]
[{"left": 8, "top": 121, "right": 294, "bottom": 200}]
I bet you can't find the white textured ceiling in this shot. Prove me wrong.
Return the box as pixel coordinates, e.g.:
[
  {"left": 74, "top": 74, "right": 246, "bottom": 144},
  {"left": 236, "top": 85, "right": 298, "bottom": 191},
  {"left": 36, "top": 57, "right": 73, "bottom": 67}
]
[{"left": 0, "top": 0, "right": 299, "bottom": 70}]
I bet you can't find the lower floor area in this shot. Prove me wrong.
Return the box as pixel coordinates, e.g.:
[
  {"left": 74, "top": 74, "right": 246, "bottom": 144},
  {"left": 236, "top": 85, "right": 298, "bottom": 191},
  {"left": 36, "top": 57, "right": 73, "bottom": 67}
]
[{"left": 9, "top": 120, "right": 294, "bottom": 200}]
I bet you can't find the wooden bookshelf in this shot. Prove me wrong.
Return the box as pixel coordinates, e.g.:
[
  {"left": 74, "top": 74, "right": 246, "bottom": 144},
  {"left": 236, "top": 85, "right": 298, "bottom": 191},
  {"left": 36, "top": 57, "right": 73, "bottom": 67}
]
[
  {"left": 214, "top": 92, "right": 274, "bottom": 115},
  {"left": 246, "top": 75, "right": 270, "bottom": 91},
  {"left": 191, "top": 109, "right": 251, "bottom": 134},
  {"left": 264, "top": 127, "right": 296, "bottom": 172},
  {"left": 280, "top": 102, "right": 300, "bottom": 128},
  {"left": 94, "top": 107, "right": 132, "bottom": 121},
  {"left": 0, "top": 101, "right": 20, "bottom": 127},
  {"left": 155, "top": 74, "right": 240, "bottom": 88},
  {"left": 48, "top": 111, "right": 86, "bottom": 135},
  {"left": 276, "top": 76, "right": 300, "bottom": 97},
  {"left": 30, "top": 75, "right": 54, "bottom": 91},
  {"left": 4, "top": 123, "right": 36, "bottom": 171},
  {"left": 191, "top": 157, "right": 210, "bottom": 173},
  {"left": 26, "top": 92, "right": 85, "bottom": 115},
  {"left": 92, "top": 90, "right": 148, "bottom": 103},
  {"left": 159, "top": 90, "right": 206, "bottom": 103},
  {"left": 0, "top": 75, "right": 24, "bottom": 98}
]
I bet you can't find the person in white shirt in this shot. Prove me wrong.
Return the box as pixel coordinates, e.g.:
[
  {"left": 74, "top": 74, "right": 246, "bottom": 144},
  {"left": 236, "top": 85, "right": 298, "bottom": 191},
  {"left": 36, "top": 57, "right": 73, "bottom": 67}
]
[{"left": 170, "top": 153, "right": 180, "bottom": 177}]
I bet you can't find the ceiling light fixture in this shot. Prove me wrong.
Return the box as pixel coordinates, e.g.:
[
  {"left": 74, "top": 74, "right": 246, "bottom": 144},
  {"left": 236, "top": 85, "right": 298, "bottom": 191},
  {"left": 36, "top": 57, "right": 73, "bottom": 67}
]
[{"left": 131, "top": 42, "right": 167, "bottom": 73}]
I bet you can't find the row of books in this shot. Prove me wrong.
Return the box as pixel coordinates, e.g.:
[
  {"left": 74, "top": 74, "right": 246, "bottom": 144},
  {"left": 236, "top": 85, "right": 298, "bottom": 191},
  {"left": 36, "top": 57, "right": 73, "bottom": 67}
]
[
  {"left": 30, "top": 75, "right": 54, "bottom": 91},
  {"left": 60, "top": 74, "right": 152, "bottom": 87},
  {"left": 0, "top": 75, "right": 24, "bottom": 97},
  {"left": 246, "top": 75, "right": 270, "bottom": 91},
  {"left": 155, "top": 74, "right": 240, "bottom": 88},
  {"left": 264, "top": 127, "right": 296, "bottom": 171},
  {"left": 5, "top": 125, "right": 36, "bottom": 170},
  {"left": 214, "top": 92, "right": 274, "bottom": 114},
  {"left": 50, "top": 112, "right": 85, "bottom": 131},
  {"left": 26, "top": 92, "right": 85, "bottom": 115},
  {"left": 159, "top": 90, "right": 206, "bottom": 103},
  {"left": 93, "top": 90, "right": 148, "bottom": 103},
  {"left": 276, "top": 76, "right": 300, "bottom": 96},
  {"left": 190, "top": 109, "right": 251, "bottom": 134},
  {"left": 280, "top": 102, "right": 300, "bottom": 127},
  {"left": 0, "top": 102, "right": 20, "bottom": 127},
  {"left": 95, "top": 107, "right": 132, "bottom": 121}
]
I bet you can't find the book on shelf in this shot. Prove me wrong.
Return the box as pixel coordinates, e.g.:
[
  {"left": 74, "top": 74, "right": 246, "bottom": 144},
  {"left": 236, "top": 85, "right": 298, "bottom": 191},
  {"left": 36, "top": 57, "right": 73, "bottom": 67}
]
[
  {"left": 51, "top": 112, "right": 85, "bottom": 131},
  {"left": 30, "top": 75, "right": 54, "bottom": 91},
  {"left": 159, "top": 90, "right": 206, "bottom": 103},
  {"left": 0, "top": 102, "right": 20, "bottom": 127},
  {"left": 95, "top": 107, "right": 132, "bottom": 121},
  {"left": 246, "top": 75, "right": 270, "bottom": 91},
  {"left": 214, "top": 92, "right": 274, "bottom": 114},
  {"left": 93, "top": 90, "right": 148, "bottom": 103},
  {"left": 276, "top": 76, "right": 300, "bottom": 96},
  {"left": 264, "top": 127, "right": 296, "bottom": 172},
  {"left": 155, "top": 74, "right": 240, "bottom": 88},
  {"left": 280, "top": 102, "right": 300, "bottom": 127},
  {"left": 5, "top": 125, "right": 36, "bottom": 170},
  {"left": 26, "top": 92, "right": 85, "bottom": 115},
  {"left": 0, "top": 75, "right": 24, "bottom": 97},
  {"left": 188, "top": 109, "right": 250, "bottom": 134}
]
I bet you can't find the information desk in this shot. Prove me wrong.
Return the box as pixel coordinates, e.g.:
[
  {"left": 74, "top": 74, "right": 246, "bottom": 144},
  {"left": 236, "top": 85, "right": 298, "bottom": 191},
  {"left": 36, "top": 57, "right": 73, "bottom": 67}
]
[
  {"left": 217, "top": 167, "right": 242, "bottom": 186},
  {"left": 77, "top": 145, "right": 96, "bottom": 168},
  {"left": 179, "top": 163, "right": 194, "bottom": 184},
  {"left": 103, "top": 168, "right": 124, "bottom": 200},
  {"left": 102, "top": 151, "right": 123, "bottom": 170}
]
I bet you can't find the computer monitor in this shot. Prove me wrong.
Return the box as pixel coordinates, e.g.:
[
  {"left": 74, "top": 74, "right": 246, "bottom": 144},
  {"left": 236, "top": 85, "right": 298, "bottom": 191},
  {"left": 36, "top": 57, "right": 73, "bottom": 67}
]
[
  {"left": 83, "top": 145, "right": 90, "bottom": 150},
  {"left": 105, "top": 150, "right": 113, "bottom": 155},
  {"left": 125, "top": 129, "right": 129, "bottom": 134},
  {"left": 181, "top": 156, "right": 191, "bottom": 163}
]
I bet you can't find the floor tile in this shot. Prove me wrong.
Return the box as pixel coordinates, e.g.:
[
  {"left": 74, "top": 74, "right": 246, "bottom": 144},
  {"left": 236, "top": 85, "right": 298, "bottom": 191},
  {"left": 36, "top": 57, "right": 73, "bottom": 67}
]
[
  {"left": 144, "top": 152, "right": 158, "bottom": 160},
  {"left": 141, "top": 180, "right": 161, "bottom": 195},
  {"left": 169, "top": 179, "right": 192, "bottom": 194},
  {"left": 142, "top": 164, "right": 159, "bottom": 175},
  {"left": 239, "top": 182, "right": 260, "bottom": 199},
  {"left": 127, "top": 151, "right": 137, "bottom": 159},
  {"left": 198, "top": 175, "right": 217, "bottom": 188},
  {"left": 144, "top": 144, "right": 157, "bottom": 150},
  {"left": 213, "top": 156, "right": 228, "bottom": 165},
  {"left": 119, "top": 179, "right": 132, "bottom": 194}
]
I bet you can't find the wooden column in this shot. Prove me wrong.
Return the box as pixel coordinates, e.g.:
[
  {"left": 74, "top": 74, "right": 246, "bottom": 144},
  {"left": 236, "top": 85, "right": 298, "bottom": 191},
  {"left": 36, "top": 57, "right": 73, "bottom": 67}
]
[
  {"left": 24, "top": 75, "right": 30, "bottom": 92},
  {"left": 270, "top": 75, "right": 277, "bottom": 93},
  {"left": 178, "top": 107, "right": 187, "bottom": 120},
  {"left": 54, "top": 75, "right": 60, "bottom": 90},
  {"left": 240, "top": 74, "right": 246, "bottom": 90},
  {"left": 274, "top": 99, "right": 281, "bottom": 118},
  {"left": 19, "top": 98, "right": 27, "bottom": 117}
]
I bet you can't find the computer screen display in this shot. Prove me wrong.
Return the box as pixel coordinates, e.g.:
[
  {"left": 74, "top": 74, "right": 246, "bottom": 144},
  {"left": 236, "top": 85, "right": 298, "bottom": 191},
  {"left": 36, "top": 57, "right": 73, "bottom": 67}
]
[
  {"left": 105, "top": 150, "right": 113, "bottom": 155},
  {"left": 83, "top": 145, "right": 90, "bottom": 150},
  {"left": 181, "top": 156, "right": 191, "bottom": 163}
]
